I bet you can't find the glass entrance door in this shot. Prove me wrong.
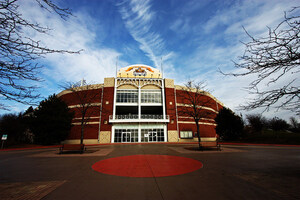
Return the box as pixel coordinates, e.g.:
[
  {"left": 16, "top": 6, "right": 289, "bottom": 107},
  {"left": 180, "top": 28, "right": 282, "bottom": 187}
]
[
  {"left": 148, "top": 131, "right": 157, "bottom": 142},
  {"left": 122, "top": 132, "right": 131, "bottom": 143}
]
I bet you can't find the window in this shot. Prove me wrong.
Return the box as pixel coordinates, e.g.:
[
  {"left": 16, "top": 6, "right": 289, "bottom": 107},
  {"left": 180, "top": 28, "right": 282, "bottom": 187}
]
[
  {"left": 114, "top": 129, "right": 138, "bottom": 143},
  {"left": 180, "top": 131, "right": 193, "bottom": 139},
  {"left": 141, "top": 90, "right": 162, "bottom": 103},
  {"left": 116, "top": 90, "right": 138, "bottom": 103},
  {"left": 141, "top": 128, "right": 164, "bottom": 142}
]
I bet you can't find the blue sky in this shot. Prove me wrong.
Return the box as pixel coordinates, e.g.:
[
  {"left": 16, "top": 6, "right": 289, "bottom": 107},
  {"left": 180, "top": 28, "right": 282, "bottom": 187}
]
[{"left": 2, "top": 0, "right": 299, "bottom": 121}]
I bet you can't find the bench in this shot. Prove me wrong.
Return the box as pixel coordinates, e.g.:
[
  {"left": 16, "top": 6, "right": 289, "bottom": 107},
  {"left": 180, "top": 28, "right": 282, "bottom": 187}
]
[
  {"left": 200, "top": 141, "right": 221, "bottom": 151},
  {"left": 59, "top": 144, "right": 86, "bottom": 154}
]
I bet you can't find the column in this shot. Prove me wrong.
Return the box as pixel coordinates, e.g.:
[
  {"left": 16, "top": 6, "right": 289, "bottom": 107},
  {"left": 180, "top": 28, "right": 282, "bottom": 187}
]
[
  {"left": 164, "top": 124, "right": 167, "bottom": 142},
  {"left": 111, "top": 126, "right": 115, "bottom": 143},
  {"left": 161, "top": 79, "right": 166, "bottom": 119},
  {"left": 138, "top": 123, "right": 141, "bottom": 142},
  {"left": 138, "top": 79, "right": 141, "bottom": 119},
  {"left": 112, "top": 78, "right": 117, "bottom": 120}
]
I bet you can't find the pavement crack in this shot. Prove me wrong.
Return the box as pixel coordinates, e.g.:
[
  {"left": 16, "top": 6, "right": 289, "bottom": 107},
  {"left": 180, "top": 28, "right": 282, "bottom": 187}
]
[{"left": 142, "top": 149, "right": 165, "bottom": 200}]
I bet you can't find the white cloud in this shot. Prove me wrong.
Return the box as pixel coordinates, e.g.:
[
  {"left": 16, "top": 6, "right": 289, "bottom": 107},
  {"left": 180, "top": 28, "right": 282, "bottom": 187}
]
[
  {"left": 170, "top": 18, "right": 191, "bottom": 36},
  {"left": 171, "top": 0, "right": 300, "bottom": 120},
  {"left": 18, "top": 1, "right": 121, "bottom": 85},
  {"left": 117, "top": 0, "right": 174, "bottom": 68},
  {"left": 204, "top": 0, "right": 298, "bottom": 36}
]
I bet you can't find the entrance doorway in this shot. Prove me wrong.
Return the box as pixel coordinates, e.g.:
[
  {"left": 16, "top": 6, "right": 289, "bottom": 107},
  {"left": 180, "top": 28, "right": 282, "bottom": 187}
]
[
  {"left": 122, "top": 132, "right": 131, "bottom": 143},
  {"left": 148, "top": 131, "right": 157, "bottom": 142}
]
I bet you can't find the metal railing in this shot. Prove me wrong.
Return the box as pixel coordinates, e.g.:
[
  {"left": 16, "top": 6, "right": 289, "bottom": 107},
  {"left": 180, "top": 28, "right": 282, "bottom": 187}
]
[{"left": 109, "top": 114, "right": 169, "bottom": 120}]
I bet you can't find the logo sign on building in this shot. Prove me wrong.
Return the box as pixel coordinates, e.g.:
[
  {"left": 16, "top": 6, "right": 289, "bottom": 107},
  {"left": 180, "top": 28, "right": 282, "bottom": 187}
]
[
  {"left": 133, "top": 67, "right": 147, "bottom": 76},
  {"left": 117, "top": 65, "right": 162, "bottom": 79},
  {"left": 1, "top": 134, "right": 7, "bottom": 140}
]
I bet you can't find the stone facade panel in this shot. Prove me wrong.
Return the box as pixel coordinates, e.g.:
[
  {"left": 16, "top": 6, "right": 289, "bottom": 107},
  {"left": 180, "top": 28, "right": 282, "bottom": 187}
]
[
  {"left": 104, "top": 77, "right": 115, "bottom": 87},
  {"left": 165, "top": 79, "right": 174, "bottom": 88},
  {"left": 168, "top": 131, "right": 179, "bottom": 142},
  {"left": 99, "top": 131, "right": 111, "bottom": 143}
]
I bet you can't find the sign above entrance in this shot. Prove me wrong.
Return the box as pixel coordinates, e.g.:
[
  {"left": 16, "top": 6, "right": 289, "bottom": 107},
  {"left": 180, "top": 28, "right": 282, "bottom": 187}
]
[{"left": 117, "top": 65, "right": 162, "bottom": 79}]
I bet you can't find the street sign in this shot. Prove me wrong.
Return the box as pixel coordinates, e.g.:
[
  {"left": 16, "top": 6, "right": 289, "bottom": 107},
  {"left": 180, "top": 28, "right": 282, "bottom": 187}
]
[{"left": 1, "top": 134, "right": 7, "bottom": 140}]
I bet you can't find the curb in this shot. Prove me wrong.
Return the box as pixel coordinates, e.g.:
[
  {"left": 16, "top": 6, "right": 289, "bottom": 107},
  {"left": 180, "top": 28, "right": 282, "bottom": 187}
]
[
  {"left": 220, "top": 142, "right": 300, "bottom": 147},
  {"left": 1, "top": 142, "right": 299, "bottom": 152},
  {"left": 0, "top": 145, "right": 61, "bottom": 152}
]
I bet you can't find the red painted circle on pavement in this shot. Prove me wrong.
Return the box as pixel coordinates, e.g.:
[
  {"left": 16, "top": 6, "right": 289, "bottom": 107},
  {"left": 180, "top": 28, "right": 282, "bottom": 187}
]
[{"left": 92, "top": 155, "right": 203, "bottom": 177}]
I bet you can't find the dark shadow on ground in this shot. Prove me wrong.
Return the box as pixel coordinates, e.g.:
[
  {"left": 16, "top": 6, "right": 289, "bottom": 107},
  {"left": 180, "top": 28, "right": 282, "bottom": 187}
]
[
  {"left": 57, "top": 149, "right": 98, "bottom": 155},
  {"left": 184, "top": 147, "right": 219, "bottom": 151}
]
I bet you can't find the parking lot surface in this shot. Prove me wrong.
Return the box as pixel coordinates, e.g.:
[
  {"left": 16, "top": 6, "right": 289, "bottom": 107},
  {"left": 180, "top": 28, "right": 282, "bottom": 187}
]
[{"left": 0, "top": 143, "right": 299, "bottom": 200}]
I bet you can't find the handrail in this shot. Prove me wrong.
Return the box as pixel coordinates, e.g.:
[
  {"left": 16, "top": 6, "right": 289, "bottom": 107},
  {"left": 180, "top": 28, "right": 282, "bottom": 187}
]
[{"left": 109, "top": 115, "right": 169, "bottom": 120}]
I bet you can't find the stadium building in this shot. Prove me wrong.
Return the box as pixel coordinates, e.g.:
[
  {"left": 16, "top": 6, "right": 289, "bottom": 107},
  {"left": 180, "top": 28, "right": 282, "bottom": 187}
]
[{"left": 58, "top": 64, "right": 224, "bottom": 144}]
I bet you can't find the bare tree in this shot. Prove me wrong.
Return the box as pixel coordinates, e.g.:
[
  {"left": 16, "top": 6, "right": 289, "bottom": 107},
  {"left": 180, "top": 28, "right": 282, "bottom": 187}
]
[
  {"left": 60, "top": 82, "right": 101, "bottom": 145},
  {"left": 0, "top": 0, "right": 80, "bottom": 110},
  {"left": 222, "top": 7, "right": 300, "bottom": 115},
  {"left": 177, "top": 81, "right": 216, "bottom": 150}
]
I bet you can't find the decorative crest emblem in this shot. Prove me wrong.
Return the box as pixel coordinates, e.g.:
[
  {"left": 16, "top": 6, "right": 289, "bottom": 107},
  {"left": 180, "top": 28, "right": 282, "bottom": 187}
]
[{"left": 133, "top": 67, "right": 147, "bottom": 76}]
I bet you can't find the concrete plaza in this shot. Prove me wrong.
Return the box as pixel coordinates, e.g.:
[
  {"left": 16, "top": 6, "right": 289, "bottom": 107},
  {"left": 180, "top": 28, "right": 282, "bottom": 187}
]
[{"left": 0, "top": 143, "right": 299, "bottom": 200}]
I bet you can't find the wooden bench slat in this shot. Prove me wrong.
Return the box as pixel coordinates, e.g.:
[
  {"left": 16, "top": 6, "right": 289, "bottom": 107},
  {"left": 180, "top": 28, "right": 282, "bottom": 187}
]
[{"left": 200, "top": 141, "right": 221, "bottom": 151}]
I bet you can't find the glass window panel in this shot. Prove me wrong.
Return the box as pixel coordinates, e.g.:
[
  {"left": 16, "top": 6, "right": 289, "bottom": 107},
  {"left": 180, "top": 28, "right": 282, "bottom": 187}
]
[
  {"left": 116, "top": 90, "right": 138, "bottom": 103},
  {"left": 141, "top": 90, "right": 162, "bottom": 103},
  {"left": 180, "top": 131, "right": 193, "bottom": 139}
]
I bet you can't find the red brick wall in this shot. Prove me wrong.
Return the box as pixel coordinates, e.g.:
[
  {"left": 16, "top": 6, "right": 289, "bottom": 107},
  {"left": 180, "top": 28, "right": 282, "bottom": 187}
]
[
  {"left": 69, "top": 106, "right": 101, "bottom": 119},
  {"left": 176, "top": 89, "right": 219, "bottom": 110},
  {"left": 59, "top": 88, "right": 103, "bottom": 140},
  {"left": 100, "top": 87, "right": 114, "bottom": 131},
  {"left": 176, "top": 106, "right": 217, "bottom": 119},
  {"left": 175, "top": 88, "right": 220, "bottom": 138},
  {"left": 178, "top": 123, "right": 217, "bottom": 138},
  {"left": 60, "top": 89, "right": 102, "bottom": 106},
  {"left": 165, "top": 88, "right": 177, "bottom": 131},
  {"left": 67, "top": 124, "right": 99, "bottom": 140}
]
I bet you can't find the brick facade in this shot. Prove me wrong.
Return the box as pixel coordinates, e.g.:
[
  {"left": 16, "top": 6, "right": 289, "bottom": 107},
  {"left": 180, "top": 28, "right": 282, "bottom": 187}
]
[{"left": 58, "top": 76, "right": 223, "bottom": 144}]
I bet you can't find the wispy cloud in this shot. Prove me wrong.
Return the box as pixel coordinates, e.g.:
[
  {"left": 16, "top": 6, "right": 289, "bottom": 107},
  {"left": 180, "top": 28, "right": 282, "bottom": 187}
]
[
  {"left": 204, "top": 0, "right": 297, "bottom": 36},
  {"left": 117, "top": 0, "right": 173, "bottom": 68}
]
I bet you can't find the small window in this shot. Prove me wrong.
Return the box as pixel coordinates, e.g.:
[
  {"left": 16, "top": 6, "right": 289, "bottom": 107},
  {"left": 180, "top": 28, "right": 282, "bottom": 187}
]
[{"left": 180, "top": 131, "right": 193, "bottom": 139}]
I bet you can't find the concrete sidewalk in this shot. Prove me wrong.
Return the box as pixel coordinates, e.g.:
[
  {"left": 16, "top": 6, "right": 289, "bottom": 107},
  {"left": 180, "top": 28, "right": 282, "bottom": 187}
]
[{"left": 0, "top": 144, "right": 299, "bottom": 200}]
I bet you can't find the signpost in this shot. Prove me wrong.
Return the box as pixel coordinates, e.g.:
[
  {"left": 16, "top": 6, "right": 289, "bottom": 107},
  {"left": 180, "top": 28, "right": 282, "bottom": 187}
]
[{"left": 1, "top": 134, "right": 7, "bottom": 149}]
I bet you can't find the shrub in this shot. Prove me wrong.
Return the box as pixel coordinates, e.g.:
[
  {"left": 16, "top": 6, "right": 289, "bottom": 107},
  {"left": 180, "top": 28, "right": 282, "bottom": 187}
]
[
  {"left": 0, "top": 113, "right": 28, "bottom": 145},
  {"left": 32, "top": 94, "right": 73, "bottom": 145},
  {"left": 215, "top": 107, "right": 244, "bottom": 141},
  {"left": 268, "top": 117, "right": 289, "bottom": 131},
  {"left": 246, "top": 114, "right": 267, "bottom": 133}
]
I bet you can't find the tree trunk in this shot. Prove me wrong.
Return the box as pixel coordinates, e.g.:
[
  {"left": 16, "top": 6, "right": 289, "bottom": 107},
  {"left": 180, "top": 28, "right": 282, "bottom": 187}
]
[
  {"left": 80, "top": 117, "right": 84, "bottom": 144},
  {"left": 196, "top": 120, "right": 201, "bottom": 150}
]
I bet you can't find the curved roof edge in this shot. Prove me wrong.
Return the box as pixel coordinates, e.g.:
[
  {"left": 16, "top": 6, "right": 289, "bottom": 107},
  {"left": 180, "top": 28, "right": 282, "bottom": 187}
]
[{"left": 57, "top": 84, "right": 104, "bottom": 97}]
